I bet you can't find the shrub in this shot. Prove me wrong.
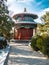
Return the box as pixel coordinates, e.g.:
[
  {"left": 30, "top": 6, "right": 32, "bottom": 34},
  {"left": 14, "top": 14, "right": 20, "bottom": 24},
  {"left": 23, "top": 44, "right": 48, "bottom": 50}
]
[
  {"left": 31, "top": 33, "right": 49, "bottom": 58},
  {"left": 31, "top": 36, "right": 39, "bottom": 51},
  {"left": 42, "top": 36, "right": 49, "bottom": 57},
  {"left": 0, "top": 36, "right": 7, "bottom": 49},
  {"left": 41, "top": 32, "right": 48, "bottom": 39},
  {"left": 36, "top": 35, "right": 44, "bottom": 51}
]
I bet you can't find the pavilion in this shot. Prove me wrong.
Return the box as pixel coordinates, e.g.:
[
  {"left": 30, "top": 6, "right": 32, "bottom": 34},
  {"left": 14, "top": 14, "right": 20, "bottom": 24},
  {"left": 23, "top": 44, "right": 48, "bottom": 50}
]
[{"left": 13, "top": 8, "right": 38, "bottom": 41}]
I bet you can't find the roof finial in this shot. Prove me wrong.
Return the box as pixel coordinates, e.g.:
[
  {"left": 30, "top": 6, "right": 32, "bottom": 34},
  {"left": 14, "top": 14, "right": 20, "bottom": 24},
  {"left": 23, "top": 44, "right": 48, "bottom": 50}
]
[{"left": 24, "top": 8, "right": 27, "bottom": 12}]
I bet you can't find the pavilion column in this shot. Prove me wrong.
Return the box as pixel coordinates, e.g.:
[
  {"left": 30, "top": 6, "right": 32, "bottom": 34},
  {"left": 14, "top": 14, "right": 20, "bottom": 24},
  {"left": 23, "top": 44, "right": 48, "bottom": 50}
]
[
  {"left": 33, "top": 29, "right": 35, "bottom": 36},
  {"left": 33, "top": 28, "right": 37, "bottom": 36}
]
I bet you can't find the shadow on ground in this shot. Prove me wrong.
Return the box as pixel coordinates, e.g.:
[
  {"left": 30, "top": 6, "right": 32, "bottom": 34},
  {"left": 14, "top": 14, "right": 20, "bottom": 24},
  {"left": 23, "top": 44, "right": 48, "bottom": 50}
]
[{"left": 8, "top": 42, "right": 49, "bottom": 65}]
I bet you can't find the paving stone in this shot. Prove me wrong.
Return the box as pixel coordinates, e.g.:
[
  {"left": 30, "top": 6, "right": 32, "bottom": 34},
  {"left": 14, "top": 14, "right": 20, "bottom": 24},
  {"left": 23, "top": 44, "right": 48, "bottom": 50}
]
[{"left": 8, "top": 42, "right": 49, "bottom": 65}]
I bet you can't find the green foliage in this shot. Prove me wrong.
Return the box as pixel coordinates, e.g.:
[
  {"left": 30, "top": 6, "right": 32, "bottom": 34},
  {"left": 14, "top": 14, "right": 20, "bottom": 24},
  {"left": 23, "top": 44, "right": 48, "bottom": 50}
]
[
  {"left": 33, "top": 11, "right": 49, "bottom": 57},
  {"left": 31, "top": 36, "right": 39, "bottom": 51},
  {"left": 42, "top": 35, "right": 49, "bottom": 57},
  {"left": 0, "top": 0, "right": 14, "bottom": 39},
  {"left": 0, "top": 37, "right": 7, "bottom": 49},
  {"left": 41, "top": 12, "right": 49, "bottom": 23},
  {"left": 31, "top": 33, "right": 49, "bottom": 57},
  {"left": 36, "top": 35, "right": 43, "bottom": 51},
  {"left": 39, "top": 11, "right": 49, "bottom": 33}
]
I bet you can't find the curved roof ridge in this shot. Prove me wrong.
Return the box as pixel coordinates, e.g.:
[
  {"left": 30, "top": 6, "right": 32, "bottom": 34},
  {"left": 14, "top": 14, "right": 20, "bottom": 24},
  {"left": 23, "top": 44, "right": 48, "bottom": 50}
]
[{"left": 13, "top": 13, "right": 38, "bottom": 19}]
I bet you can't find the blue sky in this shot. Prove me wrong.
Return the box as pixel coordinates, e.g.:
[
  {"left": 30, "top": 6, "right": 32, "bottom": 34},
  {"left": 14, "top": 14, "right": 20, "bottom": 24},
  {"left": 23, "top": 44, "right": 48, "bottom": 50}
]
[
  {"left": 7, "top": 0, "right": 49, "bottom": 13},
  {"left": 7, "top": 0, "right": 49, "bottom": 23}
]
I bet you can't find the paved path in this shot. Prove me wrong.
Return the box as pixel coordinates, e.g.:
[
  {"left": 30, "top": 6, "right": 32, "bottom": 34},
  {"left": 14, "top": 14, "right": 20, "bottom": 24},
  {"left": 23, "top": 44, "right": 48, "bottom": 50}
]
[{"left": 8, "top": 42, "right": 49, "bottom": 65}]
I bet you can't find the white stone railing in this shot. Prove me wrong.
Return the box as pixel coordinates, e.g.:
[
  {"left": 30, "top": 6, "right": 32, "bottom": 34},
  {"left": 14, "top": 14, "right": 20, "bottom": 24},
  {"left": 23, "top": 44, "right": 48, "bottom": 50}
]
[{"left": 0, "top": 45, "right": 10, "bottom": 65}]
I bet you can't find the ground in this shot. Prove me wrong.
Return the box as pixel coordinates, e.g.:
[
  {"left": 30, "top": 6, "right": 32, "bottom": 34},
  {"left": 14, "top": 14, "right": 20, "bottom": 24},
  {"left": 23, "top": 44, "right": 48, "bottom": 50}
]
[{"left": 8, "top": 41, "right": 49, "bottom": 65}]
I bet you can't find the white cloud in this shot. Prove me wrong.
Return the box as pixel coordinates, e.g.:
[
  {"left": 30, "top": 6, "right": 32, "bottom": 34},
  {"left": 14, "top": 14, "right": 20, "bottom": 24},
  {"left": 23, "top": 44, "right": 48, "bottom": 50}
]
[
  {"left": 17, "top": 0, "right": 34, "bottom": 2},
  {"left": 38, "top": 8, "right": 49, "bottom": 17},
  {"left": 7, "top": 0, "right": 16, "bottom": 6},
  {"left": 16, "top": 0, "right": 35, "bottom": 6},
  {"left": 7, "top": 0, "right": 15, "bottom": 3},
  {"left": 7, "top": 0, "right": 36, "bottom": 17},
  {"left": 42, "top": 8, "right": 49, "bottom": 12},
  {"left": 35, "top": 8, "right": 49, "bottom": 24},
  {"left": 7, "top": 0, "right": 34, "bottom": 4},
  {"left": 7, "top": 0, "right": 49, "bottom": 24}
]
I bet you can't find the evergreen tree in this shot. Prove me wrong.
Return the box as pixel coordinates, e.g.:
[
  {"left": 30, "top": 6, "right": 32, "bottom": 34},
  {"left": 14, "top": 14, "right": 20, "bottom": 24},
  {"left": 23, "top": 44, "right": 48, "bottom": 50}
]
[
  {"left": 0, "top": 0, "right": 14, "bottom": 39},
  {"left": 37, "top": 12, "right": 49, "bottom": 34}
]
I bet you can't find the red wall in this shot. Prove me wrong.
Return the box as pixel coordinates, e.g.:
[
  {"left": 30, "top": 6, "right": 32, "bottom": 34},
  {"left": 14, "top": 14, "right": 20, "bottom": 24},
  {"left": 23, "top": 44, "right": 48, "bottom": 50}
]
[{"left": 14, "top": 28, "right": 33, "bottom": 40}]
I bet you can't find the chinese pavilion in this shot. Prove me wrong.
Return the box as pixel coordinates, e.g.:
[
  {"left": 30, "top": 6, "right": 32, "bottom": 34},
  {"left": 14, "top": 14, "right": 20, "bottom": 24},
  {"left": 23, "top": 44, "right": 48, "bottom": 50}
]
[{"left": 13, "top": 9, "right": 38, "bottom": 41}]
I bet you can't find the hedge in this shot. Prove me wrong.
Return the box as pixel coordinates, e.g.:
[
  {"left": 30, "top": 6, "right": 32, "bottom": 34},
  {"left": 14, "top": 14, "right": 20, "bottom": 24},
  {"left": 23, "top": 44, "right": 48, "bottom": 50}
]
[{"left": 31, "top": 33, "right": 49, "bottom": 57}]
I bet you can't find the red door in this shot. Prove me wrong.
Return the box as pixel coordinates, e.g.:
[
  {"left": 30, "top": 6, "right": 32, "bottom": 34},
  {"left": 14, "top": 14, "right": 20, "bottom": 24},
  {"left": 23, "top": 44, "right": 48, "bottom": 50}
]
[{"left": 14, "top": 28, "right": 33, "bottom": 40}]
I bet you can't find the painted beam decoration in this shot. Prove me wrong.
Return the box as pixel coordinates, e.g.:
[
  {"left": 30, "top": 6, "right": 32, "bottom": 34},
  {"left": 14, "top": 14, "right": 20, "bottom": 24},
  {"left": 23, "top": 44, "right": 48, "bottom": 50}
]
[{"left": 13, "top": 12, "right": 38, "bottom": 40}]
